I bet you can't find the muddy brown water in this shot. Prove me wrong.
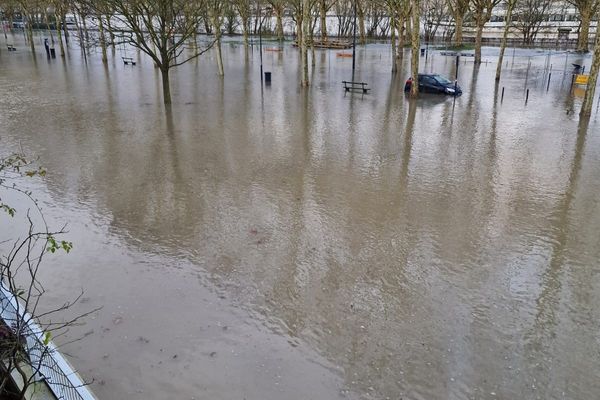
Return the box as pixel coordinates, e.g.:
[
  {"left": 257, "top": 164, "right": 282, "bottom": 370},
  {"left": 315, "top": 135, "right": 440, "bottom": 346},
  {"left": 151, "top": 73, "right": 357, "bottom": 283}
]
[{"left": 1, "top": 37, "right": 600, "bottom": 400}]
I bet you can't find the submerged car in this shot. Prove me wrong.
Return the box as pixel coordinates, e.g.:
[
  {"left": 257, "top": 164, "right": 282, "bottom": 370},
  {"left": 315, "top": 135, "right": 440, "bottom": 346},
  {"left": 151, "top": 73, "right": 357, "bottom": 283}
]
[{"left": 404, "top": 74, "right": 462, "bottom": 96}]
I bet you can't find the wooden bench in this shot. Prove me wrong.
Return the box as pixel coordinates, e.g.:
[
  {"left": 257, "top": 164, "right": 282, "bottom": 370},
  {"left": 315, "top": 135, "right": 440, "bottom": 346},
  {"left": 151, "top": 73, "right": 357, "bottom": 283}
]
[
  {"left": 7, "top": 44, "right": 16, "bottom": 51},
  {"left": 122, "top": 57, "right": 136, "bottom": 66},
  {"left": 342, "top": 81, "right": 370, "bottom": 94}
]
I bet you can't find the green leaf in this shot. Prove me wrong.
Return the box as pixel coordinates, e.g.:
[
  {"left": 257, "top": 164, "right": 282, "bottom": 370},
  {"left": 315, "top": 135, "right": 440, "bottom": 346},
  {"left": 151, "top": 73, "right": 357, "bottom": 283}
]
[
  {"left": 1, "top": 204, "right": 16, "bottom": 217},
  {"left": 43, "top": 331, "right": 52, "bottom": 346},
  {"left": 46, "top": 236, "right": 73, "bottom": 254},
  {"left": 61, "top": 241, "right": 73, "bottom": 253}
]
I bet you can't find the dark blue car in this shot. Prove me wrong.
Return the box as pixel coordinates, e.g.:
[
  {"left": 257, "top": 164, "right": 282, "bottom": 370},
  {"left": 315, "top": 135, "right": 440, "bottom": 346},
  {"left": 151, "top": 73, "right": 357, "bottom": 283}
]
[{"left": 405, "top": 74, "right": 462, "bottom": 96}]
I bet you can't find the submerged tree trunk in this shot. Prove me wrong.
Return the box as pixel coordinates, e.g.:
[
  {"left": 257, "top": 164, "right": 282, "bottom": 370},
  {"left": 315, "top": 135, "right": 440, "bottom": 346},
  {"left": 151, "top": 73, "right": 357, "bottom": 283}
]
[
  {"left": 160, "top": 66, "right": 171, "bottom": 105},
  {"left": 216, "top": 34, "right": 224, "bottom": 76},
  {"left": 73, "top": 13, "right": 87, "bottom": 61},
  {"left": 27, "top": 16, "right": 35, "bottom": 53},
  {"left": 62, "top": 12, "right": 69, "bottom": 44},
  {"left": 474, "top": 11, "right": 484, "bottom": 64},
  {"left": 210, "top": 8, "right": 224, "bottom": 76},
  {"left": 581, "top": 31, "right": 600, "bottom": 116},
  {"left": 410, "top": 0, "right": 420, "bottom": 96},
  {"left": 242, "top": 18, "right": 249, "bottom": 47},
  {"left": 55, "top": 13, "right": 66, "bottom": 57},
  {"left": 310, "top": 25, "right": 316, "bottom": 66},
  {"left": 391, "top": 13, "right": 398, "bottom": 73},
  {"left": 81, "top": 13, "right": 90, "bottom": 46},
  {"left": 98, "top": 15, "right": 108, "bottom": 64},
  {"left": 301, "top": 0, "right": 310, "bottom": 86},
  {"left": 275, "top": 9, "right": 284, "bottom": 41},
  {"left": 106, "top": 15, "right": 115, "bottom": 49},
  {"left": 496, "top": 0, "right": 515, "bottom": 81}
]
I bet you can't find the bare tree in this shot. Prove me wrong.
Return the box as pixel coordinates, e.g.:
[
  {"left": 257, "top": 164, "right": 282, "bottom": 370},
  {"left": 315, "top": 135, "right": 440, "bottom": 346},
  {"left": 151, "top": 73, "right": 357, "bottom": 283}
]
[
  {"left": 224, "top": 2, "right": 239, "bottom": 35},
  {"left": 422, "top": 0, "right": 451, "bottom": 41},
  {"left": 334, "top": 0, "right": 354, "bottom": 37},
  {"left": 495, "top": 0, "right": 517, "bottom": 80},
  {"left": 447, "top": 0, "right": 470, "bottom": 45},
  {"left": 267, "top": 0, "right": 286, "bottom": 40},
  {"left": 93, "top": 1, "right": 110, "bottom": 63},
  {"left": 366, "top": 0, "right": 390, "bottom": 38},
  {"left": 568, "top": 0, "right": 600, "bottom": 51},
  {"left": 386, "top": 0, "right": 411, "bottom": 71},
  {"left": 232, "top": 0, "right": 251, "bottom": 45},
  {"left": 513, "top": 0, "right": 555, "bottom": 44},
  {"left": 318, "top": 0, "right": 337, "bottom": 40},
  {"left": 207, "top": 0, "right": 225, "bottom": 76},
  {"left": 16, "top": 0, "right": 42, "bottom": 53},
  {"left": 288, "top": 0, "right": 312, "bottom": 85},
  {"left": 386, "top": 0, "right": 400, "bottom": 71},
  {"left": 0, "top": 154, "right": 98, "bottom": 399},
  {"left": 472, "top": 0, "right": 501, "bottom": 63},
  {"left": 51, "top": 0, "right": 69, "bottom": 56},
  {"left": 88, "top": 0, "right": 214, "bottom": 105},
  {"left": 398, "top": 0, "right": 412, "bottom": 49}
]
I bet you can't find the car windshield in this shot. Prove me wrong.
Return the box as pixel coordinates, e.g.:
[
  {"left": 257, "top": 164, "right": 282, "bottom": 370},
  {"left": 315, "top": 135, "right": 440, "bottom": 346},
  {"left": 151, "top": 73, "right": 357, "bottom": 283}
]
[{"left": 433, "top": 75, "right": 453, "bottom": 85}]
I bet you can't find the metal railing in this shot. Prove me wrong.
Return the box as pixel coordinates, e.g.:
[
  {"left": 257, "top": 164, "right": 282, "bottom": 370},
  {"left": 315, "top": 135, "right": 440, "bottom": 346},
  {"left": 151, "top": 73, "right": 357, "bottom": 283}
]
[{"left": 0, "top": 283, "right": 97, "bottom": 400}]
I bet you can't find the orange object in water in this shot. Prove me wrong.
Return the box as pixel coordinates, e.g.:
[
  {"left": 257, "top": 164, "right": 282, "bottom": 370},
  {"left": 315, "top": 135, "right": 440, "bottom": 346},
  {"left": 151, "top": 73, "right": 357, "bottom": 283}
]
[
  {"left": 336, "top": 52, "right": 352, "bottom": 58},
  {"left": 265, "top": 48, "right": 283, "bottom": 52}
]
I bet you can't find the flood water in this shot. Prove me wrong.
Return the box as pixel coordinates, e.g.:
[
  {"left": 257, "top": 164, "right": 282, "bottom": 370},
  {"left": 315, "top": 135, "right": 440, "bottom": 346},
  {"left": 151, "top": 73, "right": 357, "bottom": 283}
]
[{"left": 1, "top": 35, "right": 600, "bottom": 400}]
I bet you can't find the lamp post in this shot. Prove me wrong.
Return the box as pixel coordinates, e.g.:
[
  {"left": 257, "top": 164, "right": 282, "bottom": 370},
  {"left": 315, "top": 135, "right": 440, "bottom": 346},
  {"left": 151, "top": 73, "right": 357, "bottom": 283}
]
[
  {"left": 351, "top": 0, "right": 357, "bottom": 80},
  {"left": 259, "top": 2, "right": 263, "bottom": 83}
]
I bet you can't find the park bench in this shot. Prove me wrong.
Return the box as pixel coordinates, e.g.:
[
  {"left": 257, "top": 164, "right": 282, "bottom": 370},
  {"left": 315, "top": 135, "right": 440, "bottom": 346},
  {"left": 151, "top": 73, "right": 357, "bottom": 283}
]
[
  {"left": 122, "top": 56, "right": 136, "bottom": 66},
  {"left": 440, "top": 51, "right": 474, "bottom": 57},
  {"left": 7, "top": 44, "right": 16, "bottom": 51},
  {"left": 342, "top": 81, "right": 370, "bottom": 94}
]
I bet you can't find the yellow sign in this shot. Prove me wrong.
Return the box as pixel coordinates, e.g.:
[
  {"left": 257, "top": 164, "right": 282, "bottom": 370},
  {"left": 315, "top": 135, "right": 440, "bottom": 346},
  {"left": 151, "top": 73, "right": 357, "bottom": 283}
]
[{"left": 575, "top": 74, "right": 589, "bottom": 85}]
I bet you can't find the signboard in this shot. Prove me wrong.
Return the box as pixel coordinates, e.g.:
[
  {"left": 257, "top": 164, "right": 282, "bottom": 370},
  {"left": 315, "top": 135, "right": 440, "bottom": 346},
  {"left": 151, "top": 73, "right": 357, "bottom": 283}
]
[{"left": 575, "top": 74, "right": 589, "bottom": 85}]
